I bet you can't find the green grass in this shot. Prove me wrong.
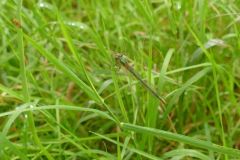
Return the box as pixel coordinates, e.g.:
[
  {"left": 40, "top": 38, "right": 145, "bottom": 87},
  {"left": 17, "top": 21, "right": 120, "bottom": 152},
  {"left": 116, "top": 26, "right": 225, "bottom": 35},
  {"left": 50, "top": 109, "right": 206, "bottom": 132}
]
[{"left": 0, "top": 0, "right": 240, "bottom": 159}]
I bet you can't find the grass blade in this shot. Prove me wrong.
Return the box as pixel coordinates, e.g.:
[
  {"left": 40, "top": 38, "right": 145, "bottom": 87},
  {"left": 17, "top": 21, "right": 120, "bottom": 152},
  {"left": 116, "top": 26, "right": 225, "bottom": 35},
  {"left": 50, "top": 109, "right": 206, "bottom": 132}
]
[
  {"left": 0, "top": 133, "right": 28, "bottom": 160},
  {"left": 121, "top": 123, "right": 240, "bottom": 157},
  {"left": 92, "top": 132, "right": 162, "bottom": 160},
  {"left": 162, "top": 149, "right": 211, "bottom": 160},
  {"left": 23, "top": 34, "right": 101, "bottom": 104}
]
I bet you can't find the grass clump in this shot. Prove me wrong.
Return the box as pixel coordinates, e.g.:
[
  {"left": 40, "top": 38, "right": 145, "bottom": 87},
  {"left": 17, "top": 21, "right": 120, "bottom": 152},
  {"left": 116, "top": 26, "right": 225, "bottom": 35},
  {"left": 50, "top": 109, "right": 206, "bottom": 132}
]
[{"left": 0, "top": 0, "right": 240, "bottom": 159}]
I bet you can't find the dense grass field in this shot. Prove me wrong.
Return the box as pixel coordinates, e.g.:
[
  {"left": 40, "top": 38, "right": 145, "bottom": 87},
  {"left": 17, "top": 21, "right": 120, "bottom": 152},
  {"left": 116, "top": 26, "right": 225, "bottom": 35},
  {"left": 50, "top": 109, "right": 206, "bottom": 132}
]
[{"left": 1, "top": 0, "right": 240, "bottom": 159}]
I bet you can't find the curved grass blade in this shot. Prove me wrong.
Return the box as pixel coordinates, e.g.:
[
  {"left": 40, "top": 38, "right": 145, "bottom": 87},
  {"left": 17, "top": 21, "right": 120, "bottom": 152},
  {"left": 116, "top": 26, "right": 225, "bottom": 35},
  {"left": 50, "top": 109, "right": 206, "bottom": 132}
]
[
  {"left": 24, "top": 34, "right": 101, "bottom": 104},
  {"left": 0, "top": 105, "right": 115, "bottom": 122}
]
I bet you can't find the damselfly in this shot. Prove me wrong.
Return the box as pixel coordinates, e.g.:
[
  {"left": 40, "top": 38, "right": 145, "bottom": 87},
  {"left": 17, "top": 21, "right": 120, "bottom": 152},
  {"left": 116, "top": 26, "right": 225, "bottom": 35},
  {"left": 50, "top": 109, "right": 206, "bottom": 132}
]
[
  {"left": 114, "top": 53, "right": 176, "bottom": 132},
  {"left": 114, "top": 54, "right": 166, "bottom": 105}
]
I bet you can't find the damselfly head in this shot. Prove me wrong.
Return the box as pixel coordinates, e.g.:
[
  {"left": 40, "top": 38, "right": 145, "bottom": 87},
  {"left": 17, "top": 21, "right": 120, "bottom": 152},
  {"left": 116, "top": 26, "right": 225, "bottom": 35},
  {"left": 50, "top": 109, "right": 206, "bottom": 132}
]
[
  {"left": 114, "top": 53, "right": 129, "bottom": 65},
  {"left": 114, "top": 53, "right": 123, "bottom": 60},
  {"left": 113, "top": 53, "right": 123, "bottom": 69}
]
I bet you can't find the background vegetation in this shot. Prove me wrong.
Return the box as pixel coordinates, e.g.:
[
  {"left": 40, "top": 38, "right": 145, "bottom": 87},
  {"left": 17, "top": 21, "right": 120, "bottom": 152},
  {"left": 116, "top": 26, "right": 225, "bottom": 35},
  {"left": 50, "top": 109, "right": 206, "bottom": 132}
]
[{"left": 0, "top": 0, "right": 240, "bottom": 159}]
